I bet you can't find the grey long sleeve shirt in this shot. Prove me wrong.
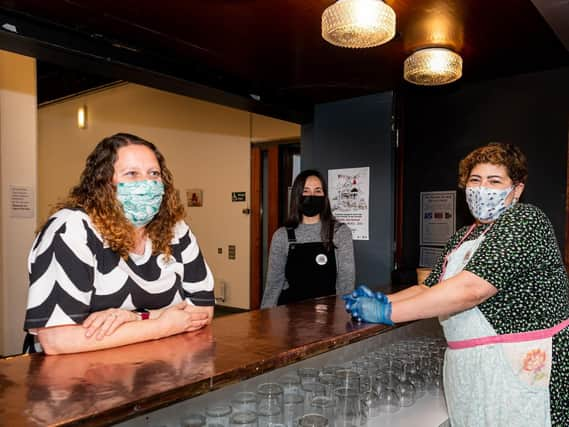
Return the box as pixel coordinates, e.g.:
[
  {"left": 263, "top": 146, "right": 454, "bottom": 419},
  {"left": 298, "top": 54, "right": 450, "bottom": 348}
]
[{"left": 260, "top": 222, "right": 355, "bottom": 308}]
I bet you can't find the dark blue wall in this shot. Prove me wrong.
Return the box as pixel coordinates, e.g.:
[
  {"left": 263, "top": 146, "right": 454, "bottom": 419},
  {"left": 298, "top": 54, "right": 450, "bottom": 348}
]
[
  {"left": 401, "top": 67, "right": 569, "bottom": 268},
  {"left": 301, "top": 92, "right": 395, "bottom": 289}
]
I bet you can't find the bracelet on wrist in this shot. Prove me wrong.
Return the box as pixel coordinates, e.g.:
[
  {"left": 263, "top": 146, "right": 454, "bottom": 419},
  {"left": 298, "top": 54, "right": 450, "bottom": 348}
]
[{"left": 134, "top": 308, "right": 150, "bottom": 320}]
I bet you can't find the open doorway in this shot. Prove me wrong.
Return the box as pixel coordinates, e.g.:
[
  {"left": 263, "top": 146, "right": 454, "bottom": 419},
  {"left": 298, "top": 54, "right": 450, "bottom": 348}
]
[{"left": 250, "top": 140, "right": 300, "bottom": 309}]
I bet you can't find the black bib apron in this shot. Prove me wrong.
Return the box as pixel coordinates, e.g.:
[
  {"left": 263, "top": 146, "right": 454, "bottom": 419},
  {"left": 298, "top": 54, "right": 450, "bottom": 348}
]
[{"left": 277, "top": 227, "right": 337, "bottom": 305}]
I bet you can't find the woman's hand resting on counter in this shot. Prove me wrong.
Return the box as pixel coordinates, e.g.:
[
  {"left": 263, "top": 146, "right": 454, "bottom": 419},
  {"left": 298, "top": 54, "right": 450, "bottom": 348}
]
[
  {"left": 34, "top": 301, "right": 214, "bottom": 355},
  {"left": 83, "top": 308, "right": 139, "bottom": 340},
  {"left": 343, "top": 285, "right": 394, "bottom": 325},
  {"left": 158, "top": 302, "right": 213, "bottom": 335},
  {"left": 82, "top": 301, "right": 213, "bottom": 340}
]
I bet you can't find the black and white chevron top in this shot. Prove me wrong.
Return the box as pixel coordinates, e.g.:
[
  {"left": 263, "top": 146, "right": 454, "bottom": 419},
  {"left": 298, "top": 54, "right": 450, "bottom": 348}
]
[{"left": 24, "top": 208, "right": 214, "bottom": 330}]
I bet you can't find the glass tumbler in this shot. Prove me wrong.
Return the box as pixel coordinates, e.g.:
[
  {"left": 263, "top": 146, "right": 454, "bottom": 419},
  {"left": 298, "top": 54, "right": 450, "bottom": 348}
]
[
  {"left": 181, "top": 413, "right": 207, "bottom": 427},
  {"left": 283, "top": 393, "right": 304, "bottom": 427},
  {"left": 317, "top": 373, "right": 336, "bottom": 398},
  {"left": 309, "top": 395, "right": 335, "bottom": 422},
  {"left": 232, "top": 392, "right": 257, "bottom": 413},
  {"left": 206, "top": 404, "right": 232, "bottom": 427},
  {"left": 298, "top": 414, "right": 329, "bottom": 427},
  {"left": 298, "top": 367, "right": 319, "bottom": 385},
  {"left": 334, "top": 370, "right": 360, "bottom": 392},
  {"left": 279, "top": 375, "right": 302, "bottom": 395},
  {"left": 319, "top": 366, "right": 342, "bottom": 377},
  {"left": 334, "top": 387, "right": 361, "bottom": 427},
  {"left": 230, "top": 411, "right": 258, "bottom": 427},
  {"left": 257, "top": 383, "right": 284, "bottom": 427},
  {"left": 301, "top": 382, "right": 326, "bottom": 412}
]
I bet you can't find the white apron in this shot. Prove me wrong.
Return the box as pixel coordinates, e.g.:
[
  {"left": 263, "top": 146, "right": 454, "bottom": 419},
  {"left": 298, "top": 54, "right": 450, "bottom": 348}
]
[{"left": 439, "top": 228, "right": 553, "bottom": 427}]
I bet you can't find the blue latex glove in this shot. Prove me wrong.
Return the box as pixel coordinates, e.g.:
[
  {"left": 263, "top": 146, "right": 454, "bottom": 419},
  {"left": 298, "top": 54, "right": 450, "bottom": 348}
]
[
  {"left": 342, "top": 285, "right": 393, "bottom": 324},
  {"left": 347, "top": 296, "right": 394, "bottom": 325},
  {"left": 342, "top": 285, "right": 388, "bottom": 311},
  {"left": 342, "top": 284, "right": 374, "bottom": 313}
]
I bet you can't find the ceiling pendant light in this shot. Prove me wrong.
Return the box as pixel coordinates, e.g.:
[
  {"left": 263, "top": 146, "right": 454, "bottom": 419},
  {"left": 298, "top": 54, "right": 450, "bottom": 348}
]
[
  {"left": 322, "top": 0, "right": 396, "bottom": 49},
  {"left": 404, "top": 47, "right": 463, "bottom": 86}
]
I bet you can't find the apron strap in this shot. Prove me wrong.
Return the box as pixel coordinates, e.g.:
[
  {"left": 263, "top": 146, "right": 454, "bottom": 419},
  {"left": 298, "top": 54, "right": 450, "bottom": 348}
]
[
  {"left": 286, "top": 227, "right": 296, "bottom": 243},
  {"left": 447, "top": 317, "right": 569, "bottom": 350}
]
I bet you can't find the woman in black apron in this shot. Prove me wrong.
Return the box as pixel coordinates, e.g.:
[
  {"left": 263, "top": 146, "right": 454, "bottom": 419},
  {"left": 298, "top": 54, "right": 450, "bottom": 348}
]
[{"left": 261, "top": 170, "right": 355, "bottom": 307}]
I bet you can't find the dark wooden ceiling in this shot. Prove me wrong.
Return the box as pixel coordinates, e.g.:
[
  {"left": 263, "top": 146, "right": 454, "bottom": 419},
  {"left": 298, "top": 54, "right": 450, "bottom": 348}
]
[{"left": 0, "top": 0, "right": 567, "bottom": 121}]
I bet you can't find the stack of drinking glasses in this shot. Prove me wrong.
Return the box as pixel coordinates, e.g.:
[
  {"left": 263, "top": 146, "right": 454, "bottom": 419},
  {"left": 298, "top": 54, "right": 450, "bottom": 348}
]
[{"left": 177, "top": 336, "right": 446, "bottom": 427}]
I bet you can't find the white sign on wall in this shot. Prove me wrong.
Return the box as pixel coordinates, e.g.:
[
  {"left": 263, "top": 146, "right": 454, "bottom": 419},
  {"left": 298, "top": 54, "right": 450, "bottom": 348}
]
[
  {"left": 328, "top": 167, "right": 370, "bottom": 240},
  {"left": 420, "top": 191, "right": 456, "bottom": 245},
  {"left": 9, "top": 185, "right": 34, "bottom": 218},
  {"left": 419, "top": 246, "right": 444, "bottom": 268}
]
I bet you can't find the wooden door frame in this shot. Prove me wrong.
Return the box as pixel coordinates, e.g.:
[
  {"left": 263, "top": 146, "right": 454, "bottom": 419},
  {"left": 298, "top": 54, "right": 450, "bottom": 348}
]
[
  {"left": 249, "top": 145, "right": 280, "bottom": 309},
  {"left": 250, "top": 146, "right": 262, "bottom": 309}
]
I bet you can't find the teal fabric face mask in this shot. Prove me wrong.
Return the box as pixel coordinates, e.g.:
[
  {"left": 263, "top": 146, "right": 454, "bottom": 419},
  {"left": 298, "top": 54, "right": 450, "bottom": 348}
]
[{"left": 116, "top": 180, "right": 165, "bottom": 227}]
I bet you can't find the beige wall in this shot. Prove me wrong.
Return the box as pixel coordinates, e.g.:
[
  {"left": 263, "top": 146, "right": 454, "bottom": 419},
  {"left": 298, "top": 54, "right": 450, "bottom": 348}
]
[
  {"left": 251, "top": 114, "right": 300, "bottom": 142},
  {"left": 0, "top": 51, "right": 37, "bottom": 356},
  {"left": 38, "top": 83, "right": 300, "bottom": 310}
]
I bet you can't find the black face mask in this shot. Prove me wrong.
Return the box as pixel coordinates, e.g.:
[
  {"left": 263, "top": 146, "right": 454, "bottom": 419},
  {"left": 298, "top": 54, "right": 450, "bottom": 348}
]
[{"left": 300, "top": 195, "right": 325, "bottom": 217}]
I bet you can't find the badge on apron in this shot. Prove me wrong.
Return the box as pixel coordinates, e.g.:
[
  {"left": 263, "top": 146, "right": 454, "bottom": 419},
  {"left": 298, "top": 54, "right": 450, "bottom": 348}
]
[{"left": 315, "top": 254, "right": 328, "bottom": 266}]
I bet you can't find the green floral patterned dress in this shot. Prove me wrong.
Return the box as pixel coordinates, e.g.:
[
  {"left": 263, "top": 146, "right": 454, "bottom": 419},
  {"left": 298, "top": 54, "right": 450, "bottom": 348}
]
[{"left": 425, "top": 203, "right": 569, "bottom": 426}]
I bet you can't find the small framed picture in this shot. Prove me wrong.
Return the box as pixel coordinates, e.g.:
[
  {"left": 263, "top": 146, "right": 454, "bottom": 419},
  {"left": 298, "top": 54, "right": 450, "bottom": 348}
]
[{"left": 187, "top": 189, "right": 203, "bottom": 207}]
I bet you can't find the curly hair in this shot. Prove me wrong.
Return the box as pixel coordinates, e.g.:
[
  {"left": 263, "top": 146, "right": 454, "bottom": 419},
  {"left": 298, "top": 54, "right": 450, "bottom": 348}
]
[
  {"left": 458, "top": 142, "right": 528, "bottom": 189},
  {"left": 51, "top": 133, "right": 185, "bottom": 258}
]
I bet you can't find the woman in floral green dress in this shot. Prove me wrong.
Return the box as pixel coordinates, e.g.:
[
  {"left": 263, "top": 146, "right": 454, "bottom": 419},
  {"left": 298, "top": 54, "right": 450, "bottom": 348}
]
[{"left": 345, "top": 142, "right": 569, "bottom": 426}]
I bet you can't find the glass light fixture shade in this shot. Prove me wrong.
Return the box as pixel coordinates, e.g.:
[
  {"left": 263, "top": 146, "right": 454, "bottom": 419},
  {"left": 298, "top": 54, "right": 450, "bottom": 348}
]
[
  {"left": 77, "top": 105, "right": 87, "bottom": 129},
  {"left": 322, "top": 0, "right": 396, "bottom": 49},
  {"left": 403, "top": 48, "right": 463, "bottom": 86}
]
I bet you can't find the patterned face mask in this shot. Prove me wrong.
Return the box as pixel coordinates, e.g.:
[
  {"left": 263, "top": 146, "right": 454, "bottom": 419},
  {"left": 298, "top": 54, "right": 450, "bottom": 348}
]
[
  {"left": 465, "top": 185, "right": 514, "bottom": 222},
  {"left": 116, "top": 180, "right": 165, "bottom": 227}
]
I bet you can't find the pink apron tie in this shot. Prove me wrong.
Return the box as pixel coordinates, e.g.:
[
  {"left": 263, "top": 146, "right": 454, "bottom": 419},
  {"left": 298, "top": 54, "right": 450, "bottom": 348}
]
[{"left": 447, "top": 318, "right": 569, "bottom": 350}]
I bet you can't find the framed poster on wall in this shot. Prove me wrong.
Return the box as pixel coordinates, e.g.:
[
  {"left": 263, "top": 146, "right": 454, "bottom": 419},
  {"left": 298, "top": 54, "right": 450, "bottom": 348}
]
[
  {"left": 420, "top": 191, "right": 456, "bottom": 246},
  {"left": 328, "top": 167, "right": 370, "bottom": 240}
]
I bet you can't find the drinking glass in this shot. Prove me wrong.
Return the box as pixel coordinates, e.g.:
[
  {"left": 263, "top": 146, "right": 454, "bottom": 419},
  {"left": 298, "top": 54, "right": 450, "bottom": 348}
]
[
  {"left": 257, "top": 405, "right": 282, "bottom": 427},
  {"left": 396, "top": 361, "right": 417, "bottom": 407},
  {"left": 319, "top": 366, "right": 341, "bottom": 377},
  {"left": 206, "top": 404, "right": 232, "bottom": 427},
  {"left": 309, "top": 396, "right": 335, "bottom": 422},
  {"left": 230, "top": 411, "right": 258, "bottom": 427},
  {"left": 408, "top": 372, "right": 426, "bottom": 398},
  {"left": 283, "top": 393, "right": 304, "bottom": 427},
  {"left": 301, "top": 383, "right": 326, "bottom": 412},
  {"left": 396, "top": 379, "right": 416, "bottom": 407},
  {"left": 232, "top": 392, "right": 257, "bottom": 413},
  {"left": 334, "top": 370, "right": 360, "bottom": 391},
  {"left": 374, "top": 371, "right": 400, "bottom": 395},
  {"left": 334, "top": 387, "right": 361, "bottom": 427},
  {"left": 427, "top": 371, "right": 444, "bottom": 397},
  {"left": 361, "top": 391, "right": 381, "bottom": 420},
  {"left": 317, "top": 374, "right": 336, "bottom": 398},
  {"left": 358, "top": 369, "right": 373, "bottom": 394},
  {"left": 377, "top": 388, "right": 400, "bottom": 414},
  {"left": 257, "top": 383, "right": 284, "bottom": 427},
  {"left": 181, "top": 413, "right": 207, "bottom": 427},
  {"left": 298, "top": 414, "right": 329, "bottom": 427},
  {"left": 279, "top": 375, "right": 302, "bottom": 395},
  {"left": 298, "top": 367, "right": 319, "bottom": 385}
]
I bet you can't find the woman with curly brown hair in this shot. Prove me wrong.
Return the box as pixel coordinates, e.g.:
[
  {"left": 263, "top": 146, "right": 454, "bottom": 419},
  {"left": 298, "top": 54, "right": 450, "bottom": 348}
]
[
  {"left": 23, "top": 133, "right": 214, "bottom": 355},
  {"left": 345, "top": 142, "right": 569, "bottom": 425}
]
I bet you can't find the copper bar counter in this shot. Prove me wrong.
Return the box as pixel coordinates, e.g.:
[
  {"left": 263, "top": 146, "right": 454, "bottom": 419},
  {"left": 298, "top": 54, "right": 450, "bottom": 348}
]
[{"left": 0, "top": 296, "right": 410, "bottom": 426}]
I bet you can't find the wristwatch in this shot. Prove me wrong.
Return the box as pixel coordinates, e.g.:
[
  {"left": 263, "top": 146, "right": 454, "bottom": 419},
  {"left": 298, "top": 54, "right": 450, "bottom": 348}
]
[{"left": 135, "top": 308, "right": 150, "bottom": 320}]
